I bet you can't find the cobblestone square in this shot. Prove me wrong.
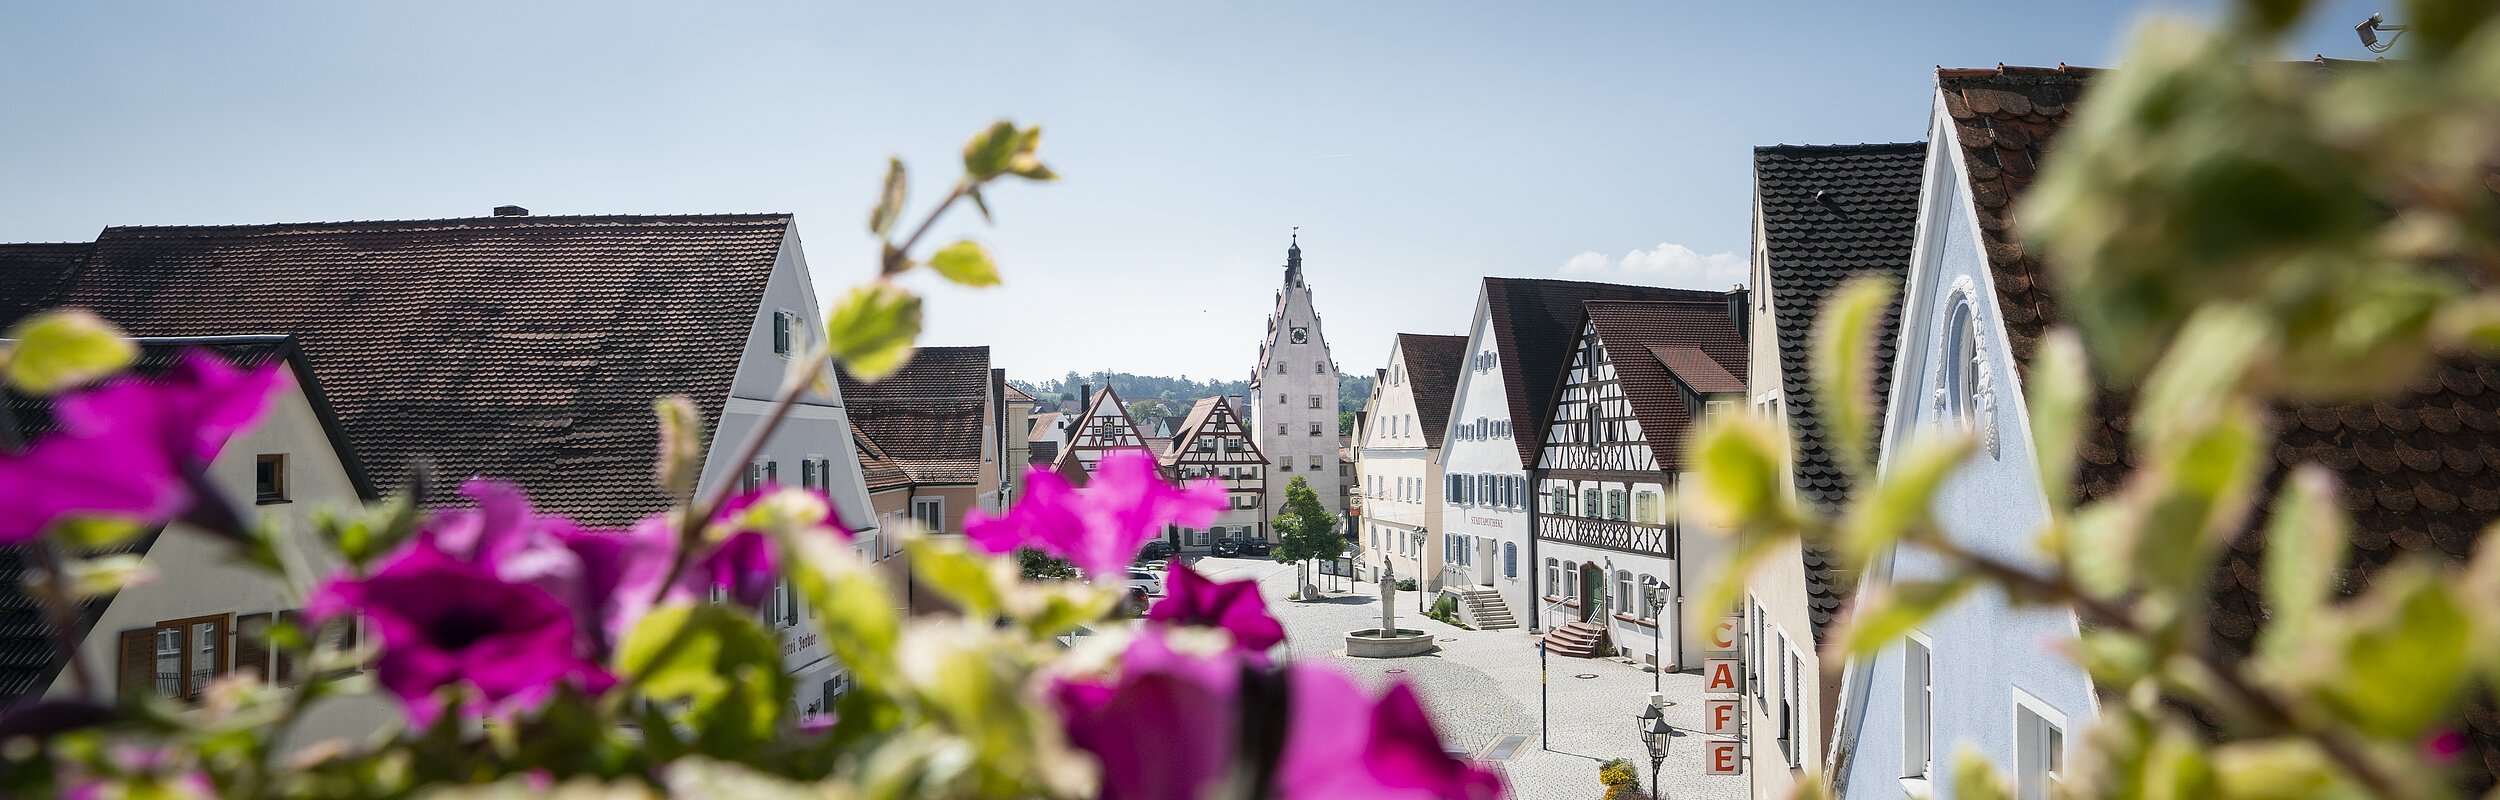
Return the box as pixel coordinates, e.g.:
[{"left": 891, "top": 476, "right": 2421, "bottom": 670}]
[{"left": 1192, "top": 557, "right": 1749, "bottom": 800}]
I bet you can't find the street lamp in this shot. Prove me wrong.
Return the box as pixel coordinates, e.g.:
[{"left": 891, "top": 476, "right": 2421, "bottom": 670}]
[
  {"left": 1643, "top": 578, "right": 1669, "bottom": 695},
  {"left": 1636, "top": 692, "right": 1672, "bottom": 800}
]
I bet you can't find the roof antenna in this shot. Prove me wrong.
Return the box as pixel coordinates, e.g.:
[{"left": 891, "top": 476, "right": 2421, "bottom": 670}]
[{"left": 2357, "top": 13, "right": 2407, "bottom": 53}]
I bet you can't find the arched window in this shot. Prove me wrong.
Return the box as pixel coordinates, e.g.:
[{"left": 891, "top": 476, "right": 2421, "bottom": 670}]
[
  {"left": 1942, "top": 298, "right": 1978, "bottom": 420},
  {"left": 1616, "top": 571, "right": 1634, "bottom": 614},
  {"left": 1504, "top": 542, "right": 1519, "bottom": 578}
]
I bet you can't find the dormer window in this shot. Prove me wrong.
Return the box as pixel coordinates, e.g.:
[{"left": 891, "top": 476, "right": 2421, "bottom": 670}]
[
  {"left": 1942, "top": 299, "right": 1978, "bottom": 420},
  {"left": 255, "top": 454, "right": 289, "bottom": 504},
  {"left": 772, "top": 310, "right": 797, "bottom": 356}
]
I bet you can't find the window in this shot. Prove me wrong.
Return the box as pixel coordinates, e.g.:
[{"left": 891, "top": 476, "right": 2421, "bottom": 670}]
[
  {"left": 1561, "top": 562, "right": 1577, "bottom": 598},
  {"left": 771, "top": 310, "right": 795, "bottom": 355},
  {"left": 1637, "top": 577, "right": 1658, "bottom": 620},
  {"left": 1310, "top": 421, "right": 1324, "bottom": 436},
  {"left": 1308, "top": 395, "right": 1323, "bottom": 409},
  {"left": 2016, "top": 699, "right": 2065, "bottom": 800},
  {"left": 1751, "top": 600, "right": 1767, "bottom": 702},
  {"left": 1278, "top": 423, "right": 1289, "bottom": 436},
  {"left": 801, "top": 456, "right": 830, "bottom": 491},
  {"left": 1545, "top": 558, "right": 1559, "bottom": 594},
  {"left": 1550, "top": 485, "right": 1570, "bottom": 514},
  {"left": 1281, "top": 458, "right": 1293, "bottom": 472},
  {"left": 1943, "top": 299, "right": 1978, "bottom": 420},
  {"left": 1278, "top": 392, "right": 1288, "bottom": 404},
  {"left": 255, "top": 454, "right": 289, "bottom": 504},
  {"left": 1308, "top": 454, "right": 1322, "bottom": 469},
  {"left": 1779, "top": 634, "right": 1798, "bottom": 766},
  {"left": 1606, "top": 489, "right": 1626, "bottom": 520},
  {"left": 1504, "top": 543, "right": 1518, "bottom": 578},
  {"left": 1276, "top": 362, "right": 1287, "bottom": 374},
  {"left": 119, "top": 614, "right": 231, "bottom": 703},
  {"left": 1905, "top": 636, "right": 1934, "bottom": 778},
  {"left": 1615, "top": 571, "right": 1633, "bottom": 614},
  {"left": 1583, "top": 488, "right": 1600, "bottom": 518},
  {"left": 911, "top": 498, "right": 944, "bottom": 534},
  {"left": 1315, "top": 362, "right": 1326, "bottom": 374},
  {"left": 743, "top": 459, "right": 777, "bottom": 492}
]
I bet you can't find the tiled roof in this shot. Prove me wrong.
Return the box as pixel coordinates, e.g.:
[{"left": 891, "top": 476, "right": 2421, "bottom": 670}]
[
  {"left": 1483, "top": 278, "right": 1729, "bottom": 469},
  {"left": 1579, "top": 300, "right": 1745, "bottom": 473},
  {"left": 851, "top": 421, "right": 915, "bottom": 492},
  {"left": 0, "top": 338, "right": 358, "bottom": 704},
  {"left": 1942, "top": 64, "right": 2500, "bottom": 784},
  {"left": 1648, "top": 345, "right": 1743, "bottom": 394},
  {"left": 837, "top": 346, "right": 991, "bottom": 486},
  {"left": 1396, "top": 333, "right": 1469, "bottom": 447},
  {"left": 1027, "top": 412, "right": 1062, "bottom": 443},
  {"left": 1755, "top": 142, "right": 1926, "bottom": 636},
  {"left": 0, "top": 243, "right": 91, "bottom": 325},
  {"left": 0, "top": 214, "right": 794, "bottom": 527}
]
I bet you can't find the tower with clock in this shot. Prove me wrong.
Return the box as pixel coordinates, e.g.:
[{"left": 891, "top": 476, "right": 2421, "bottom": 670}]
[{"left": 1248, "top": 231, "right": 1343, "bottom": 530}]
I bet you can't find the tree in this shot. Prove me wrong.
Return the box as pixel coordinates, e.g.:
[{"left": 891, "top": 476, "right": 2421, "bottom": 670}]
[
  {"left": 1271, "top": 476, "right": 1344, "bottom": 600},
  {"left": 1339, "top": 411, "right": 1356, "bottom": 436},
  {"left": 1126, "top": 397, "right": 1171, "bottom": 420}
]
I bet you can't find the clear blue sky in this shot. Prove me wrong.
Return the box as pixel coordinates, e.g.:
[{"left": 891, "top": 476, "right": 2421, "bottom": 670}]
[{"left": 0, "top": 1, "right": 2391, "bottom": 383}]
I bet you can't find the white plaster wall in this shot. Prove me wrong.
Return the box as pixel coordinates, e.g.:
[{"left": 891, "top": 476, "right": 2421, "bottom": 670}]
[
  {"left": 1440, "top": 296, "right": 1535, "bottom": 626},
  {"left": 1741, "top": 200, "right": 1830, "bottom": 795},
  {"left": 1835, "top": 124, "right": 2094, "bottom": 799},
  {"left": 53, "top": 364, "right": 400, "bottom": 750},
  {"left": 1357, "top": 338, "right": 1445, "bottom": 587},
  {"left": 707, "top": 231, "right": 879, "bottom": 540}
]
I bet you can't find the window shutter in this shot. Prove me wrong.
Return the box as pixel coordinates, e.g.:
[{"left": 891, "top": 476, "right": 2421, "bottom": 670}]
[
  {"left": 275, "top": 610, "right": 302, "bottom": 685},
  {"left": 234, "top": 613, "right": 273, "bottom": 682},
  {"left": 118, "top": 628, "right": 156, "bottom": 700}
]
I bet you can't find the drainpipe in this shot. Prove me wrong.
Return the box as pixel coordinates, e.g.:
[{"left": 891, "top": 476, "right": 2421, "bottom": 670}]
[{"left": 1526, "top": 466, "right": 1542, "bottom": 634}]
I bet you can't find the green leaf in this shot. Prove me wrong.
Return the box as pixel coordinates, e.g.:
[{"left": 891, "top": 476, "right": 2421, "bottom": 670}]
[
  {"left": 927, "top": 240, "right": 1002, "bottom": 288},
  {"left": 2316, "top": 564, "right": 2473, "bottom": 739},
  {"left": 58, "top": 554, "right": 149, "bottom": 600},
  {"left": 1949, "top": 748, "right": 2011, "bottom": 800},
  {"left": 615, "top": 602, "right": 790, "bottom": 751},
  {"left": 2025, "top": 328, "right": 2089, "bottom": 510},
  {"left": 2211, "top": 740, "right": 2354, "bottom": 800},
  {"left": 1, "top": 309, "right": 135, "bottom": 395},
  {"left": 49, "top": 515, "right": 145, "bottom": 550},
  {"left": 869, "top": 156, "right": 908, "bottom": 239},
  {"left": 1687, "top": 416, "right": 1803, "bottom": 535},
  {"left": 1837, "top": 577, "right": 1973, "bottom": 656},
  {"left": 654, "top": 396, "right": 705, "bottom": 503},
  {"left": 1006, "top": 125, "right": 1055, "bottom": 181},
  {"left": 905, "top": 536, "right": 1005, "bottom": 618},
  {"left": 2255, "top": 466, "right": 2345, "bottom": 671},
  {"left": 2134, "top": 304, "right": 2265, "bottom": 453},
  {"left": 1811, "top": 275, "right": 1894, "bottom": 477},
  {"left": 772, "top": 525, "right": 899, "bottom": 694},
  {"left": 961, "top": 121, "right": 1020, "bottom": 181},
  {"left": 825, "top": 283, "right": 921, "bottom": 381},
  {"left": 966, "top": 184, "right": 993, "bottom": 224},
  {"left": 1836, "top": 433, "right": 1974, "bottom": 565},
  {"left": 1011, "top": 583, "right": 1116, "bottom": 639}
]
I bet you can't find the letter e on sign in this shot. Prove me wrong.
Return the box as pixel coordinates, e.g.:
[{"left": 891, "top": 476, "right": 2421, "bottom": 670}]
[
  {"left": 1702, "top": 657, "right": 1743, "bottom": 694},
  {"left": 1708, "top": 616, "right": 1740, "bottom": 652},
  {"left": 1705, "top": 739, "right": 1742, "bottom": 775},
  {"left": 1703, "top": 698, "right": 1740, "bottom": 735}
]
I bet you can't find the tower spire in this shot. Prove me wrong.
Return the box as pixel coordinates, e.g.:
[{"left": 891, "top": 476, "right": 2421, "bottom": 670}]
[{"left": 1284, "top": 227, "right": 1304, "bottom": 287}]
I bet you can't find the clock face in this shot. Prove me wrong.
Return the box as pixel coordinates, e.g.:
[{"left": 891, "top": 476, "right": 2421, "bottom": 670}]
[{"left": 1290, "top": 327, "right": 1308, "bottom": 344}]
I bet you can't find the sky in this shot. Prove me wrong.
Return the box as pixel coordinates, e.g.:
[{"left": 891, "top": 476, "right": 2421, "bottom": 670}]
[{"left": 0, "top": 0, "right": 2394, "bottom": 384}]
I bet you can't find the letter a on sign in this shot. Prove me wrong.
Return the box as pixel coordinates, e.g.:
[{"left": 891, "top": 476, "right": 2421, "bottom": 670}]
[
  {"left": 1708, "top": 616, "right": 1740, "bottom": 652},
  {"left": 1703, "top": 657, "right": 1743, "bottom": 693},
  {"left": 1705, "top": 739, "right": 1742, "bottom": 775},
  {"left": 1703, "top": 698, "right": 1740, "bottom": 735}
]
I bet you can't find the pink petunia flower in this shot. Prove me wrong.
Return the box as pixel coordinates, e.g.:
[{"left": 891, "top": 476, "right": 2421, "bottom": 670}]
[
  {"left": 1146, "top": 563, "right": 1287, "bottom": 653},
  {"left": 1051, "top": 631, "right": 1502, "bottom": 800},
  {"left": 0, "top": 350, "right": 282, "bottom": 543},
  {"left": 964, "top": 449, "right": 1224, "bottom": 576},
  {"left": 308, "top": 542, "right": 612, "bottom": 727}
]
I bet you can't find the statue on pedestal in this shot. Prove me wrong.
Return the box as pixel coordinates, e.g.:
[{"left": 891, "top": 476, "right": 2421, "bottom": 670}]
[{"left": 1379, "top": 558, "right": 1397, "bottom": 634}]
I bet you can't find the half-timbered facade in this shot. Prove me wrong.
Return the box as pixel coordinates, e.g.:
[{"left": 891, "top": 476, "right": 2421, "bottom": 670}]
[
  {"left": 1531, "top": 297, "right": 1746, "bottom": 669},
  {"left": 1162, "top": 396, "right": 1268, "bottom": 551},
  {"left": 1053, "top": 386, "right": 1149, "bottom": 476}
]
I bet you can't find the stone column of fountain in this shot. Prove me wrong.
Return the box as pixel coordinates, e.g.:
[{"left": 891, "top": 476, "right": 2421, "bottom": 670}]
[{"left": 1347, "top": 558, "right": 1433, "bottom": 658}]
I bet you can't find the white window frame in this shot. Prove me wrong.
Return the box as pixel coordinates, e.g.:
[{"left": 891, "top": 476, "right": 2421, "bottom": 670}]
[
  {"left": 911, "top": 497, "right": 944, "bottom": 534},
  {"left": 2013, "top": 689, "right": 2067, "bottom": 800},
  {"left": 1904, "top": 632, "right": 1935, "bottom": 780}
]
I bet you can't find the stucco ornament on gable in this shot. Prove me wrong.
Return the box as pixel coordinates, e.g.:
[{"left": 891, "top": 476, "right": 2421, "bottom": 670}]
[{"left": 1930, "top": 276, "right": 2000, "bottom": 460}]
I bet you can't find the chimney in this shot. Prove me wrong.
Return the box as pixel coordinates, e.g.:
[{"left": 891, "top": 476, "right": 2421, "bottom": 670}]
[
  {"left": 1080, "top": 383, "right": 1093, "bottom": 409},
  {"left": 1728, "top": 286, "right": 1751, "bottom": 343},
  {"left": 493, "top": 205, "right": 529, "bottom": 217}
]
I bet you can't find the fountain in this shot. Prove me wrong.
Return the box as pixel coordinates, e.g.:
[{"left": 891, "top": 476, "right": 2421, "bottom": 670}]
[{"left": 1345, "top": 559, "right": 1434, "bottom": 658}]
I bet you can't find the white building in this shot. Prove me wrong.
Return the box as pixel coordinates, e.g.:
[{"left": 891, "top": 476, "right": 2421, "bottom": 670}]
[
  {"left": 1248, "top": 235, "right": 1343, "bottom": 522},
  {"left": 0, "top": 211, "right": 884, "bottom": 731},
  {"left": 1737, "top": 141, "right": 1925, "bottom": 797},
  {"left": 1438, "top": 278, "right": 1724, "bottom": 635},
  {"left": 1354, "top": 333, "right": 1468, "bottom": 602}
]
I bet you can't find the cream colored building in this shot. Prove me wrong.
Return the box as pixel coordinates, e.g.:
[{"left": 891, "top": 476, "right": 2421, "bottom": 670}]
[{"left": 1354, "top": 333, "right": 1468, "bottom": 596}]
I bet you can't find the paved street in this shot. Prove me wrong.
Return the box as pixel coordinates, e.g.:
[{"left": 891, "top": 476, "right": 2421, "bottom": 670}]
[{"left": 1190, "top": 557, "right": 1748, "bottom": 800}]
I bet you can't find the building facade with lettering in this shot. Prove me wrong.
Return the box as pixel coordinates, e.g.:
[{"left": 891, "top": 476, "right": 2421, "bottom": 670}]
[
  {"left": 1529, "top": 298, "right": 1746, "bottom": 668},
  {"left": 1248, "top": 236, "right": 1343, "bottom": 522}
]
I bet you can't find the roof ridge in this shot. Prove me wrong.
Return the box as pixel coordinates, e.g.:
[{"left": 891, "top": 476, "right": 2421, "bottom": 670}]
[
  {"left": 98, "top": 213, "right": 794, "bottom": 236},
  {"left": 1754, "top": 142, "right": 1926, "bottom": 155}
]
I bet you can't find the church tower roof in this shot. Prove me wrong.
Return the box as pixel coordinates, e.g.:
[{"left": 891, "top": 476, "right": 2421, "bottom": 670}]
[{"left": 1284, "top": 229, "right": 1303, "bottom": 287}]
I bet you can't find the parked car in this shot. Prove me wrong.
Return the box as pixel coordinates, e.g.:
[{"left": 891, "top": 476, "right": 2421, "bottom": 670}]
[
  {"left": 1126, "top": 568, "right": 1167, "bottom": 597},
  {"left": 1238, "top": 538, "right": 1272, "bottom": 557},
  {"left": 1136, "top": 540, "right": 1177, "bottom": 564},
  {"left": 1210, "top": 538, "right": 1242, "bottom": 558}
]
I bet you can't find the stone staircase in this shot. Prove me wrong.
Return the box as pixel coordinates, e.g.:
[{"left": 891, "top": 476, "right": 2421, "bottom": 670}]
[
  {"left": 1453, "top": 588, "right": 1517, "bottom": 630},
  {"left": 1541, "top": 620, "right": 1611, "bottom": 658}
]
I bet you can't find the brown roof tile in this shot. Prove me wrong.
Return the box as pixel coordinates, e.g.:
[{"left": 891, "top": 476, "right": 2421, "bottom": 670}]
[
  {"left": 838, "top": 345, "right": 992, "bottom": 486},
  {"left": 1483, "top": 278, "right": 1730, "bottom": 469},
  {"left": 1578, "top": 300, "right": 1746, "bottom": 473},
  {"left": 1396, "top": 333, "right": 1470, "bottom": 446}
]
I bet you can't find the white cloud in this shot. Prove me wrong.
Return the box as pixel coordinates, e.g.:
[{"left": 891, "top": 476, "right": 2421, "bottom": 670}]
[{"left": 1559, "top": 243, "right": 1747, "bottom": 290}]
